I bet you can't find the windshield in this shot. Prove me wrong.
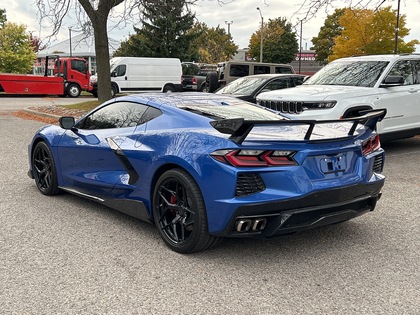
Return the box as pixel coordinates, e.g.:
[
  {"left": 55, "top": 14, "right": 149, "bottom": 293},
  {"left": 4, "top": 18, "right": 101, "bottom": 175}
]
[
  {"left": 217, "top": 77, "right": 267, "bottom": 95},
  {"left": 305, "top": 60, "right": 389, "bottom": 87}
]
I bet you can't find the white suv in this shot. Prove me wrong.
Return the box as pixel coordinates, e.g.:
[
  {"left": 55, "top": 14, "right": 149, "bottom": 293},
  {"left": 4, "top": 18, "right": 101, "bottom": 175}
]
[{"left": 257, "top": 54, "right": 420, "bottom": 141}]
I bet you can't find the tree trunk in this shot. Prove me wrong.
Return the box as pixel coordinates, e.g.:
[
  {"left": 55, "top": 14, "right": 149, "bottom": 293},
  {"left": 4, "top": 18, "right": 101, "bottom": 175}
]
[{"left": 92, "top": 17, "right": 112, "bottom": 101}]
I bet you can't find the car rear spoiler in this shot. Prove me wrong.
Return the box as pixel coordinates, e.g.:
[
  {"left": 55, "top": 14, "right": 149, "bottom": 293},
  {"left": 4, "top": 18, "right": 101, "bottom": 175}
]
[{"left": 210, "top": 108, "right": 387, "bottom": 144}]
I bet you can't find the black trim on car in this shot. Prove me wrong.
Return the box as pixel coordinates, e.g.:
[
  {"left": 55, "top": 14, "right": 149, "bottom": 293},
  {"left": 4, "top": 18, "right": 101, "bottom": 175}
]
[{"left": 216, "top": 180, "right": 384, "bottom": 237}]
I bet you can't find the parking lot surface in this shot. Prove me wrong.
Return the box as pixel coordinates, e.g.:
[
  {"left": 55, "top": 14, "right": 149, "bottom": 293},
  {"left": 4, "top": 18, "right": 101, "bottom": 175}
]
[{"left": 0, "top": 102, "right": 419, "bottom": 314}]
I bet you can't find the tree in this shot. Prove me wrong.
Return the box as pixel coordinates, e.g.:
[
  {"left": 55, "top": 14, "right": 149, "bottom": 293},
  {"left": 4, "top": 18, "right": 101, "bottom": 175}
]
[
  {"left": 249, "top": 17, "right": 298, "bottom": 63},
  {"left": 311, "top": 8, "right": 345, "bottom": 65},
  {"left": 0, "top": 8, "right": 6, "bottom": 28},
  {"left": 0, "top": 22, "right": 37, "bottom": 73},
  {"left": 330, "top": 6, "right": 418, "bottom": 61},
  {"left": 188, "top": 22, "right": 238, "bottom": 63},
  {"left": 114, "top": 0, "right": 196, "bottom": 61},
  {"left": 37, "top": 0, "right": 198, "bottom": 101},
  {"left": 30, "top": 35, "right": 48, "bottom": 53}
]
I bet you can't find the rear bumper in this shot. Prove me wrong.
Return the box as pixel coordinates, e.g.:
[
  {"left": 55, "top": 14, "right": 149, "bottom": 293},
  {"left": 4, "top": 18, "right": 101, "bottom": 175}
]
[{"left": 215, "top": 179, "right": 384, "bottom": 238}]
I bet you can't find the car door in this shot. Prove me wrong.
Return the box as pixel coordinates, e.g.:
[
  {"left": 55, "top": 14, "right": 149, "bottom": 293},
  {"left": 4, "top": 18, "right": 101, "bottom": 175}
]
[
  {"left": 379, "top": 59, "right": 420, "bottom": 134},
  {"left": 56, "top": 101, "right": 150, "bottom": 197}
]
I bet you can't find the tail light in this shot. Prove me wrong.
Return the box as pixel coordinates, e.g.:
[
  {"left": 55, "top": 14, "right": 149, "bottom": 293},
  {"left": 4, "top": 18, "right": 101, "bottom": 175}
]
[
  {"left": 211, "top": 149, "right": 297, "bottom": 167},
  {"left": 362, "top": 134, "right": 381, "bottom": 156},
  {"left": 192, "top": 77, "right": 197, "bottom": 85}
]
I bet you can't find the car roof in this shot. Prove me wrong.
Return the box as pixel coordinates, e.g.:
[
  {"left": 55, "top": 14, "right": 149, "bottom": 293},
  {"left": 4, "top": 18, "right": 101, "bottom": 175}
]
[
  {"left": 241, "top": 73, "right": 306, "bottom": 79},
  {"left": 332, "top": 54, "right": 420, "bottom": 62},
  {"left": 118, "top": 92, "right": 252, "bottom": 108}
]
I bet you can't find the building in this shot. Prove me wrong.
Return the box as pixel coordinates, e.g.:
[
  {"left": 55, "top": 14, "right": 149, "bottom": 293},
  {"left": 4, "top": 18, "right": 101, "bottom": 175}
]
[
  {"left": 232, "top": 49, "right": 323, "bottom": 75},
  {"left": 290, "top": 50, "right": 323, "bottom": 75}
]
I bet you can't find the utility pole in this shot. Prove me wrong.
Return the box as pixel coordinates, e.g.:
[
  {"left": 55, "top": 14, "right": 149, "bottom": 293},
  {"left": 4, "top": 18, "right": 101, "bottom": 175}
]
[
  {"left": 256, "top": 7, "right": 264, "bottom": 63},
  {"left": 299, "top": 20, "right": 303, "bottom": 74},
  {"left": 394, "top": 0, "right": 401, "bottom": 54}
]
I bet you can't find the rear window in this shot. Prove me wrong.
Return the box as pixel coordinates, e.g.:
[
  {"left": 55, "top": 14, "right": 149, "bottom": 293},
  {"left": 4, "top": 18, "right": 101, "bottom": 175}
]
[
  {"left": 178, "top": 100, "right": 286, "bottom": 121},
  {"left": 254, "top": 66, "right": 271, "bottom": 74}
]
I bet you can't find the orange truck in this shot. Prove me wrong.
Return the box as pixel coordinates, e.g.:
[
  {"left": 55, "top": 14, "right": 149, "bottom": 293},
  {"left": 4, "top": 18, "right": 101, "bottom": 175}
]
[{"left": 0, "top": 55, "right": 93, "bottom": 97}]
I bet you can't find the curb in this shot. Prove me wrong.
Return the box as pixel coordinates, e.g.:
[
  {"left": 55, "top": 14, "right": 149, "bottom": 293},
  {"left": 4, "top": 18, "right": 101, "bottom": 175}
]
[{"left": 21, "top": 108, "right": 62, "bottom": 119}]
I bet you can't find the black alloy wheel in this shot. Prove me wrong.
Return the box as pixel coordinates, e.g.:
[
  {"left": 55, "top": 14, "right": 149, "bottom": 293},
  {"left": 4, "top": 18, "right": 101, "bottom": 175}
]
[
  {"left": 153, "top": 169, "right": 221, "bottom": 253},
  {"left": 32, "top": 142, "right": 60, "bottom": 196}
]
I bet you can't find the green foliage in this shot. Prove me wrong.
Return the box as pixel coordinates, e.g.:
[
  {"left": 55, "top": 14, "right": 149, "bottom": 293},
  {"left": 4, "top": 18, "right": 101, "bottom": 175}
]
[
  {"left": 114, "top": 0, "right": 196, "bottom": 61},
  {"left": 311, "top": 8, "right": 345, "bottom": 65},
  {"left": 188, "top": 22, "right": 238, "bottom": 63},
  {"left": 249, "top": 17, "right": 298, "bottom": 63},
  {"left": 316, "top": 6, "right": 419, "bottom": 62},
  {"left": 0, "top": 22, "right": 37, "bottom": 73},
  {"left": 0, "top": 8, "right": 6, "bottom": 28}
]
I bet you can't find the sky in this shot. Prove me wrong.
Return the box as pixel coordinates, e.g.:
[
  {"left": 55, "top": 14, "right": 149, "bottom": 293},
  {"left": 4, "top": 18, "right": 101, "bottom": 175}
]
[{"left": 1, "top": 0, "right": 420, "bottom": 52}]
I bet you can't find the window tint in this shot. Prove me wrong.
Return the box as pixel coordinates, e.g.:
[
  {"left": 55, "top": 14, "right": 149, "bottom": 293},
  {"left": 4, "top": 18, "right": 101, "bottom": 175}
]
[
  {"left": 114, "top": 65, "right": 126, "bottom": 77},
  {"left": 229, "top": 64, "right": 249, "bottom": 77},
  {"left": 387, "top": 60, "right": 414, "bottom": 85},
  {"left": 291, "top": 76, "right": 305, "bottom": 86},
  {"left": 275, "top": 66, "right": 293, "bottom": 74},
  {"left": 264, "top": 78, "right": 291, "bottom": 90},
  {"left": 71, "top": 60, "right": 87, "bottom": 74},
  {"left": 140, "top": 107, "right": 162, "bottom": 124},
  {"left": 413, "top": 60, "right": 420, "bottom": 84},
  {"left": 77, "top": 102, "right": 158, "bottom": 130},
  {"left": 254, "top": 66, "right": 270, "bottom": 74}
]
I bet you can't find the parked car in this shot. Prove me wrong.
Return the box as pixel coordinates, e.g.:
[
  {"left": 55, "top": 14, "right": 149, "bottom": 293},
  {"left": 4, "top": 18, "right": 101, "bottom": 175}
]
[
  {"left": 28, "top": 93, "right": 386, "bottom": 253},
  {"left": 90, "top": 57, "right": 182, "bottom": 97},
  {"left": 206, "top": 61, "right": 295, "bottom": 92},
  {"left": 257, "top": 54, "right": 420, "bottom": 141},
  {"left": 215, "top": 74, "right": 307, "bottom": 103},
  {"left": 181, "top": 62, "right": 216, "bottom": 91}
]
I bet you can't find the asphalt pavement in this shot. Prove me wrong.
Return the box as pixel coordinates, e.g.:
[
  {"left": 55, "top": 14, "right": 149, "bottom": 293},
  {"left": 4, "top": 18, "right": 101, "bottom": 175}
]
[{"left": 0, "top": 99, "right": 419, "bottom": 314}]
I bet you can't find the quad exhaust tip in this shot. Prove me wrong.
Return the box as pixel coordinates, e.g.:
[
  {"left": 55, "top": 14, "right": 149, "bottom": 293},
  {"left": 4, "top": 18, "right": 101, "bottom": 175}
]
[{"left": 235, "top": 218, "right": 267, "bottom": 233}]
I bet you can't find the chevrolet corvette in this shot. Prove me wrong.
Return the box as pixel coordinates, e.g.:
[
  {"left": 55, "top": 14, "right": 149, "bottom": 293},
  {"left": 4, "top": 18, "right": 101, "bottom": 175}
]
[{"left": 28, "top": 93, "right": 386, "bottom": 253}]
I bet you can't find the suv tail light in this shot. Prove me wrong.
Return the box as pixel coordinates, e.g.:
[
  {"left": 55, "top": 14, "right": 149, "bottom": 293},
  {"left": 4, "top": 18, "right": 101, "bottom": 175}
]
[
  {"left": 362, "top": 134, "right": 381, "bottom": 156},
  {"left": 192, "top": 77, "right": 197, "bottom": 85},
  {"left": 211, "top": 149, "right": 297, "bottom": 167}
]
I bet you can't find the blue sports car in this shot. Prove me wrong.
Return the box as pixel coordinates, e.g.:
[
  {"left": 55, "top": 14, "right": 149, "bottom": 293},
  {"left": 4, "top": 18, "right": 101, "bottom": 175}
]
[{"left": 28, "top": 93, "right": 386, "bottom": 253}]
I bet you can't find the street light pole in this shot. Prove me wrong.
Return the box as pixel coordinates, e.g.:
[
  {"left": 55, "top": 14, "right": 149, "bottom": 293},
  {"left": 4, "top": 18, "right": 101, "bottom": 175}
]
[
  {"left": 69, "top": 28, "right": 72, "bottom": 57},
  {"left": 225, "top": 21, "right": 233, "bottom": 35},
  {"left": 257, "top": 7, "right": 263, "bottom": 63}
]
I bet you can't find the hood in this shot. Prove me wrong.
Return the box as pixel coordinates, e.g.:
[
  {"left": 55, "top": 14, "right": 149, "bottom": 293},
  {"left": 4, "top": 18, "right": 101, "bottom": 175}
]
[{"left": 257, "top": 84, "right": 374, "bottom": 102}]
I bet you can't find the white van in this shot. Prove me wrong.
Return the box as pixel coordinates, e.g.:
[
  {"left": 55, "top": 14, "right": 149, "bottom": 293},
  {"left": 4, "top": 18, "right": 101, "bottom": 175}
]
[{"left": 91, "top": 57, "right": 182, "bottom": 97}]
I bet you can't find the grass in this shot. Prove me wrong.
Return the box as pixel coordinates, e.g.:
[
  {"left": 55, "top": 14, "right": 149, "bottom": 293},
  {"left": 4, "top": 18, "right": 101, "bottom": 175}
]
[{"left": 58, "top": 100, "right": 103, "bottom": 111}]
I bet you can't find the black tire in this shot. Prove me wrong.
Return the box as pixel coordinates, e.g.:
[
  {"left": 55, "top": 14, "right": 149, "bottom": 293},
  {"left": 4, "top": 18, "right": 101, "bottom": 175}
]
[
  {"left": 206, "top": 72, "right": 219, "bottom": 93},
  {"left": 111, "top": 83, "right": 118, "bottom": 97},
  {"left": 32, "top": 141, "right": 60, "bottom": 196},
  {"left": 152, "top": 169, "right": 222, "bottom": 253},
  {"left": 163, "top": 84, "right": 175, "bottom": 93},
  {"left": 67, "top": 83, "right": 81, "bottom": 98}
]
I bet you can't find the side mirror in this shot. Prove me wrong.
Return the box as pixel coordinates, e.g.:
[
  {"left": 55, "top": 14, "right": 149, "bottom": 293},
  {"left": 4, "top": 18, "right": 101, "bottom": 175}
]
[
  {"left": 111, "top": 71, "right": 117, "bottom": 77},
  {"left": 59, "top": 116, "right": 75, "bottom": 130},
  {"left": 380, "top": 76, "right": 404, "bottom": 87}
]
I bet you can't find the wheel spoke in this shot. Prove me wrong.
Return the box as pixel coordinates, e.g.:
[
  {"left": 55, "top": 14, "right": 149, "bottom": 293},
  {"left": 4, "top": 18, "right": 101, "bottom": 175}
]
[{"left": 156, "top": 177, "right": 197, "bottom": 244}]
